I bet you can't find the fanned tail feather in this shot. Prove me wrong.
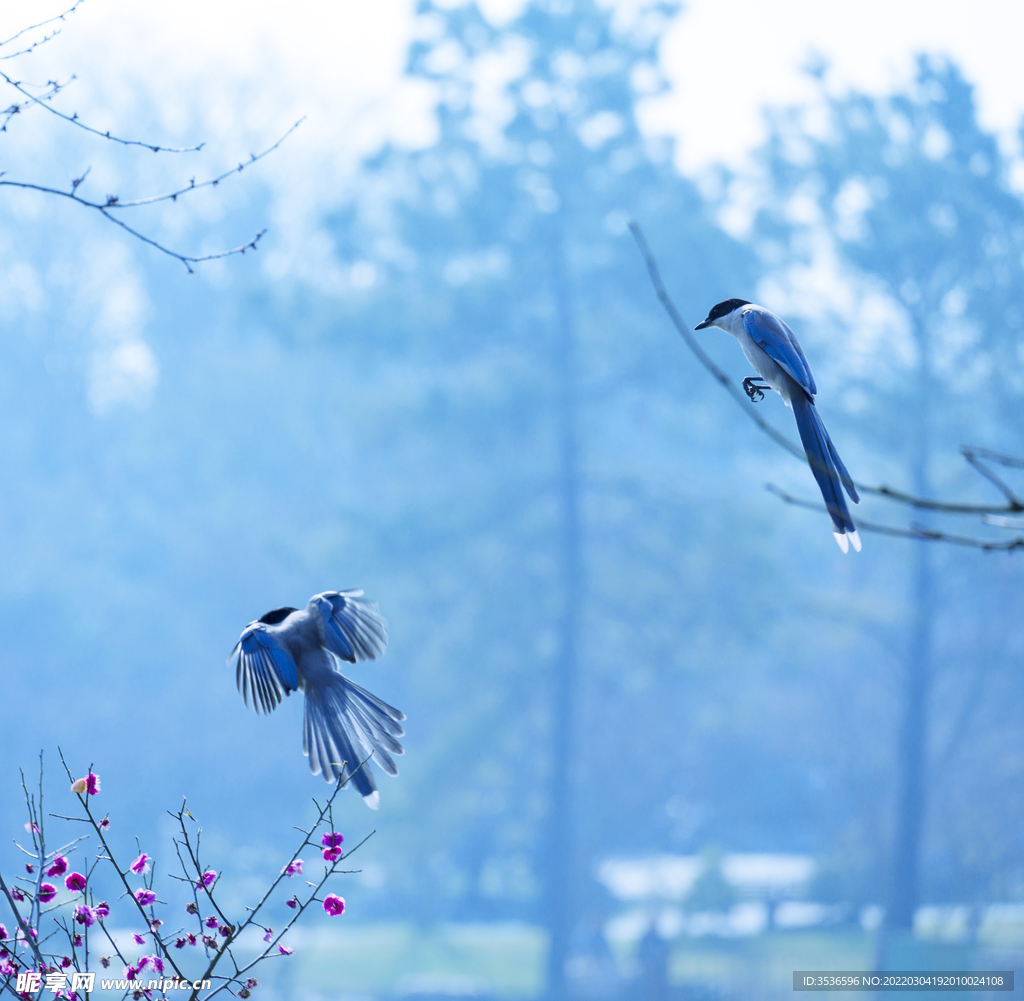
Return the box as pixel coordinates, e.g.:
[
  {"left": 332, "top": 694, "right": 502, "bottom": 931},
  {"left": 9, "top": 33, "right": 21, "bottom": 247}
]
[{"left": 302, "top": 673, "right": 405, "bottom": 809}]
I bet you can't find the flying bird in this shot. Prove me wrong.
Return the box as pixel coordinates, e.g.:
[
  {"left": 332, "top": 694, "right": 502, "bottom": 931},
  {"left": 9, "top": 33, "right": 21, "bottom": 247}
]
[
  {"left": 229, "top": 590, "right": 405, "bottom": 808},
  {"left": 695, "top": 299, "right": 861, "bottom": 553}
]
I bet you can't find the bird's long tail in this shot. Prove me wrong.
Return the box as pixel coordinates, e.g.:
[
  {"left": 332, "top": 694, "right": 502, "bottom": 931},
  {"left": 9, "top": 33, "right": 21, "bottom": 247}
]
[
  {"left": 791, "top": 393, "right": 861, "bottom": 553},
  {"left": 302, "top": 673, "right": 406, "bottom": 810}
]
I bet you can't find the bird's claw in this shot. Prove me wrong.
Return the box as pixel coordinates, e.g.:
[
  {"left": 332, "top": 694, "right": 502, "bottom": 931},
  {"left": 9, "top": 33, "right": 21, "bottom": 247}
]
[{"left": 743, "top": 377, "right": 766, "bottom": 403}]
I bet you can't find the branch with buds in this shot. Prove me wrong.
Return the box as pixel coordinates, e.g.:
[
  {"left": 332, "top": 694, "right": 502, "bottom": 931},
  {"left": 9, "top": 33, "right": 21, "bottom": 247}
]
[{"left": 0, "top": 5, "right": 303, "bottom": 272}]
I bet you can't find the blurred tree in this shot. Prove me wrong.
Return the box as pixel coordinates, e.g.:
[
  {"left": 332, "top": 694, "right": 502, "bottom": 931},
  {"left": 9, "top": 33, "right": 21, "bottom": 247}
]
[
  {"left": 319, "top": 0, "right": 752, "bottom": 993},
  {"left": 753, "top": 58, "right": 1024, "bottom": 932}
]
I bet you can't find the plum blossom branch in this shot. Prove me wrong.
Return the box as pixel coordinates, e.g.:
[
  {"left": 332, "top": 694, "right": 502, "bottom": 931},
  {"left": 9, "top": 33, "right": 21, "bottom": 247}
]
[{"left": 2, "top": 749, "right": 367, "bottom": 999}]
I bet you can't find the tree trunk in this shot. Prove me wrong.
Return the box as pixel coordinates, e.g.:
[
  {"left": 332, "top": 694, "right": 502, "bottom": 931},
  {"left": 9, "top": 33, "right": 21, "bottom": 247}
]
[
  {"left": 543, "top": 221, "right": 582, "bottom": 1000},
  {"left": 886, "top": 308, "right": 934, "bottom": 930}
]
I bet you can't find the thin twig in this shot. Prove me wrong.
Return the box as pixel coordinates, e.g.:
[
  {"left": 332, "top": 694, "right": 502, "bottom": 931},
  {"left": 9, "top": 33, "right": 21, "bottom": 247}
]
[
  {"left": 98, "top": 117, "right": 306, "bottom": 208},
  {"left": 0, "top": 176, "right": 267, "bottom": 271},
  {"left": 765, "top": 484, "right": 1024, "bottom": 551},
  {"left": 0, "top": 118, "right": 305, "bottom": 272},
  {"left": 0, "top": 1, "right": 84, "bottom": 52},
  {"left": 0, "top": 68, "right": 205, "bottom": 152}
]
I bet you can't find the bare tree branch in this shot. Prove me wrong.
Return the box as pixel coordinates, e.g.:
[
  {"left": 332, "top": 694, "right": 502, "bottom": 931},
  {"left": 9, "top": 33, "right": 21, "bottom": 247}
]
[
  {"left": 765, "top": 484, "right": 1024, "bottom": 552},
  {"left": 97, "top": 117, "right": 305, "bottom": 208},
  {"left": 0, "top": 0, "right": 84, "bottom": 57},
  {"left": 0, "top": 68, "right": 205, "bottom": 152},
  {"left": 0, "top": 6, "right": 302, "bottom": 270},
  {"left": 1, "top": 176, "right": 269, "bottom": 272}
]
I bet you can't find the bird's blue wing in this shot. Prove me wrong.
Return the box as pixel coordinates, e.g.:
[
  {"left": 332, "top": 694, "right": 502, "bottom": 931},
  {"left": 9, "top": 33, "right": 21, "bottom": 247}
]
[
  {"left": 312, "top": 590, "right": 389, "bottom": 664},
  {"left": 742, "top": 307, "right": 817, "bottom": 396},
  {"left": 229, "top": 624, "right": 299, "bottom": 714}
]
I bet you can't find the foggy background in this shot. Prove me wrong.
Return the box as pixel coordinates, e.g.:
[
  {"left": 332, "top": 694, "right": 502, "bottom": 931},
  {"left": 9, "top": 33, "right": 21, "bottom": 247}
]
[{"left": 2, "top": 0, "right": 1023, "bottom": 998}]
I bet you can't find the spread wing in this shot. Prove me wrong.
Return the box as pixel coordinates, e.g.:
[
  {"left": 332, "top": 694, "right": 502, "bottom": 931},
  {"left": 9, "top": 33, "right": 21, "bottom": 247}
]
[
  {"left": 743, "top": 307, "right": 817, "bottom": 397},
  {"left": 310, "top": 590, "right": 389, "bottom": 663},
  {"left": 229, "top": 623, "right": 299, "bottom": 714}
]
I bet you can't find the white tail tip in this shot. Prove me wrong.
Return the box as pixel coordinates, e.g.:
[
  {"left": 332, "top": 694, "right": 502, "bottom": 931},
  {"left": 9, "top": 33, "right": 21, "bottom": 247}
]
[
  {"left": 363, "top": 790, "right": 380, "bottom": 810},
  {"left": 833, "top": 531, "right": 849, "bottom": 554}
]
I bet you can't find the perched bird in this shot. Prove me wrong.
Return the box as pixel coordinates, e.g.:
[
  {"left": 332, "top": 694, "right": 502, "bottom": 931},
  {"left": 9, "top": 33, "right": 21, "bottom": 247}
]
[
  {"left": 229, "top": 590, "right": 405, "bottom": 808},
  {"left": 695, "top": 299, "right": 861, "bottom": 553}
]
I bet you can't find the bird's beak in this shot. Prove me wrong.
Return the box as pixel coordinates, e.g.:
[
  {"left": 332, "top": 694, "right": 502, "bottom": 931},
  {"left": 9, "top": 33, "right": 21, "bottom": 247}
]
[{"left": 694, "top": 319, "right": 712, "bottom": 330}]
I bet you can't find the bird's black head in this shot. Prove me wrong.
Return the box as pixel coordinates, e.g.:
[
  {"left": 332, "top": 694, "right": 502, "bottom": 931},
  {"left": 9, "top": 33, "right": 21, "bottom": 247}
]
[
  {"left": 695, "top": 298, "right": 750, "bottom": 329},
  {"left": 259, "top": 606, "right": 298, "bottom": 625}
]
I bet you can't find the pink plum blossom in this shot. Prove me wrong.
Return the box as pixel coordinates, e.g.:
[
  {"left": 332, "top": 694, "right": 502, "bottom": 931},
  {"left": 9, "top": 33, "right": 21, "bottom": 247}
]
[
  {"left": 70, "top": 773, "right": 100, "bottom": 796},
  {"left": 61, "top": 956, "right": 72, "bottom": 969},
  {"left": 97, "top": 815, "right": 110, "bottom": 831},
  {"left": 321, "top": 832, "right": 344, "bottom": 862},
  {"left": 0, "top": 924, "right": 7, "bottom": 939},
  {"left": 124, "top": 965, "right": 137, "bottom": 981},
  {"left": 10, "top": 886, "right": 24, "bottom": 902},
  {"left": 134, "top": 888, "right": 157, "bottom": 906},
  {"left": 64, "top": 873, "right": 87, "bottom": 892},
  {"left": 74, "top": 906, "right": 95, "bottom": 927},
  {"left": 205, "top": 916, "right": 218, "bottom": 929},
  {"left": 25, "top": 864, "right": 34, "bottom": 874},
  {"left": 94, "top": 901, "right": 110, "bottom": 919},
  {"left": 263, "top": 928, "right": 273, "bottom": 943},
  {"left": 133, "top": 933, "right": 145, "bottom": 945},
  {"left": 322, "top": 894, "right": 345, "bottom": 917},
  {"left": 46, "top": 856, "right": 68, "bottom": 878},
  {"left": 150, "top": 919, "right": 162, "bottom": 931},
  {"left": 278, "top": 944, "right": 294, "bottom": 955},
  {"left": 38, "top": 884, "right": 57, "bottom": 903},
  {"left": 130, "top": 853, "right": 151, "bottom": 875},
  {"left": 0, "top": 959, "right": 15, "bottom": 976},
  {"left": 23, "top": 821, "right": 39, "bottom": 834},
  {"left": 286, "top": 896, "right": 298, "bottom": 909},
  {"left": 281, "top": 859, "right": 304, "bottom": 878}
]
